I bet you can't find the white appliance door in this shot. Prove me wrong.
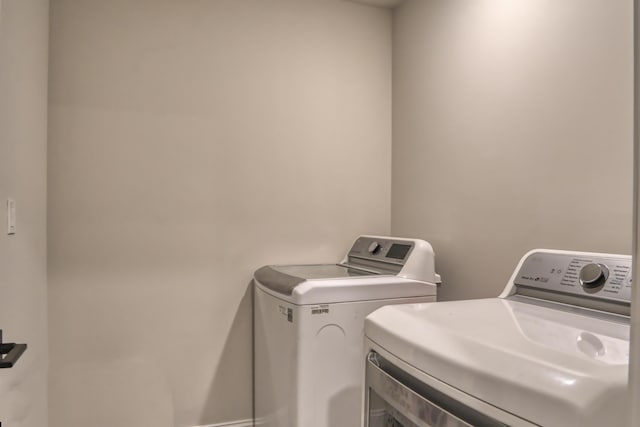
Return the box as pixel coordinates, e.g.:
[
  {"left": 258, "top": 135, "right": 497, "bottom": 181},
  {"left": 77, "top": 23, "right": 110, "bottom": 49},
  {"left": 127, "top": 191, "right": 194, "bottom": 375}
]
[{"left": 364, "top": 352, "right": 505, "bottom": 427}]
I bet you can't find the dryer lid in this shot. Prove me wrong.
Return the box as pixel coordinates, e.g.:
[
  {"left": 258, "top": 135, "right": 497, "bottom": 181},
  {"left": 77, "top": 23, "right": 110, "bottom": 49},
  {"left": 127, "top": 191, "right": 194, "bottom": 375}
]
[{"left": 365, "top": 298, "right": 630, "bottom": 427}]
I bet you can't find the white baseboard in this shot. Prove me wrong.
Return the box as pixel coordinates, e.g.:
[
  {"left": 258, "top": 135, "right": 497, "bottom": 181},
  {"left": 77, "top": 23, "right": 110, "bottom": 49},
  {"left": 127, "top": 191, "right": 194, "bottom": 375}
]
[{"left": 193, "top": 419, "right": 253, "bottom": 427}]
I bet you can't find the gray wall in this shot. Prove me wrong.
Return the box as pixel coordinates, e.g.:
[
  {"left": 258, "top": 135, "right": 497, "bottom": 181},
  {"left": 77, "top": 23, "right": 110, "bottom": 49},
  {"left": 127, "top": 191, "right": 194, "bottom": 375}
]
[
  {"left": 633, "top": 0, "right": 640, "bottom": 420},
  {"left": 45, "top": 0, "right": 635, "bottom": 424},
  {"left": 0, "top": 0, "right": 49, "bottom": 426},
  {"left": 47, "top": 1, "right": 392, "bottom": 426},
  {"left": 391, "top": 0, "right": 634, "bottom": 301}
]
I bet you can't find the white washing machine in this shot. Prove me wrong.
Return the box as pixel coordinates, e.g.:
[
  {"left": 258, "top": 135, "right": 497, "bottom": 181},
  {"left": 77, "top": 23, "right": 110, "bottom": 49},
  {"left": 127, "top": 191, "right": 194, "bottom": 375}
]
[
  {"left": 364, "top": 249, "right": 631, "bottom": 427},
  {"left": 254, "top": 235, "right": 441, "bottom": 427}
]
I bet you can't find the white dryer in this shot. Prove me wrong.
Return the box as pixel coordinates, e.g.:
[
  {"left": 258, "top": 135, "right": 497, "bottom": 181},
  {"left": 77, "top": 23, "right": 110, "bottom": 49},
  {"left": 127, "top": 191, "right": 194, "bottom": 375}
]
[
  {"left": 254, "top": 235, "right": 441, "bottom": 427},
  {"left": 364, "top": 249, "right": 631, "bottom": 427}
]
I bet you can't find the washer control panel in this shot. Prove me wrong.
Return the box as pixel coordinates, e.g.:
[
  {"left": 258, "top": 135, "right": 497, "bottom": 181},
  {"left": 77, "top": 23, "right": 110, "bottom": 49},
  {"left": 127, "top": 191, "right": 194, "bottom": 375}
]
[
  {"left": 347, "top": 236, "right": 415, "bottom": 267},
  {"left": 514, "top": 251, "right": 632, "bottom": 304}
]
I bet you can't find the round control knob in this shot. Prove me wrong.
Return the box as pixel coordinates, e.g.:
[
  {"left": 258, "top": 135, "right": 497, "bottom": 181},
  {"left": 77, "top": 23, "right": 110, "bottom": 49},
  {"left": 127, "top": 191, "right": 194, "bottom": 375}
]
[
  {"left": 579, "top": 263, "right": 609, "bottom": 289},
  {"left": 367, "top": 241, "right": 382, "bottom": 254}
]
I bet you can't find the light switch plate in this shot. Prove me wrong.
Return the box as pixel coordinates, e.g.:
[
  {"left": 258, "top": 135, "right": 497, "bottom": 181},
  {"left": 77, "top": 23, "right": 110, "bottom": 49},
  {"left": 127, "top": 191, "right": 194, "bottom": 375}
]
[{"left": 7, "top": 198, "right": 15, "bottom": 235}]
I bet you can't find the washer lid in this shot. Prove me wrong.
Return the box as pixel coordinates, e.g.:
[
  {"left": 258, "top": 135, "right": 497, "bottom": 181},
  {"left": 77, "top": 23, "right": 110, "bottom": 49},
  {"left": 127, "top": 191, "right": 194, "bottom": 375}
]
[
  {"left": 254, "top": 264, "right": 436, "bottom": 305},
  {"left": 365, "top": 298, "right": 630, "bottom": 427},
  {"left": 254, "top": 264, "right": 375, "bottom": 295}
]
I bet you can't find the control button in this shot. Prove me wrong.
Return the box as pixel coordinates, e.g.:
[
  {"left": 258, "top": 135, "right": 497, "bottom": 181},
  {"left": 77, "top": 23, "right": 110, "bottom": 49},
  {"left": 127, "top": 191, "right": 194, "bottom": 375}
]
[
  {"left": 579, "top": 263, "right": 609, "bottom": 289},
  {"left": 367, "top": 241, "right": 382, "bottom": 254}
]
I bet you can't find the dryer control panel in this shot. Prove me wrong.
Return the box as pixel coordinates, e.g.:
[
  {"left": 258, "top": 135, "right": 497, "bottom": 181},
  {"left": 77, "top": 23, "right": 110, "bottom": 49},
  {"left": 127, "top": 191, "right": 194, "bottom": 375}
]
[{"left": 512, "top": 251, "right": 632, "bottom": 310}]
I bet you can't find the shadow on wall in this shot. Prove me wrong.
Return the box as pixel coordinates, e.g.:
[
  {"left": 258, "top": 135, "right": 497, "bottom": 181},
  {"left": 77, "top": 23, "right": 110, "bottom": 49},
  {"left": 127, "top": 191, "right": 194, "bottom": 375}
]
[
  {"left": 50, "top": 356, "right": 174, "bottom": 427},
  {"left": 199, "top": 283, "right": 253, "bottom": 425}
]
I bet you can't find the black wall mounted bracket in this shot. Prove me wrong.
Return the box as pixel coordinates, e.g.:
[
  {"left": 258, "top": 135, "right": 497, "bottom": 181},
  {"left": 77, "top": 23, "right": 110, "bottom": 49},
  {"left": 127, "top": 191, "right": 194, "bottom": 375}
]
[{"left": 0, "top": 329, "right": 27, "bottom": 369}]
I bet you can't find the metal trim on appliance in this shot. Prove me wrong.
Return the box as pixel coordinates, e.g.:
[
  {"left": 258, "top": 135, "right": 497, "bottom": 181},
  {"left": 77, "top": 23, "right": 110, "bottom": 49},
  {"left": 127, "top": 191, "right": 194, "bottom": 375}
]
[
  {"left": 346, "top": 256, "right": 404, "bottom": 273},
  {"left": 511, "top": 286, "right": 631, "bottom": 317},
  {"left": 365, "top": 351, "right": 509, "bottom": 427},
  {"left": 337, "top": 262, "right": 386, "bottom": 275},
  {"left": 253, "top": 265, "right": 304, "bottom": 295},
  {"left": 254, "top": 264, "right": 384, "bottom": 296}
]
